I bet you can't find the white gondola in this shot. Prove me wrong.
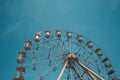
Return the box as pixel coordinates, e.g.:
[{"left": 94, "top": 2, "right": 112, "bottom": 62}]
[
  {"left": 16, "top": 66, "right": 25, "bottom": 72},
  {"left": 86, "top": 41, "right": 93, "bottom": 48},
  {"left": 76, "top": 35, "right": 83, "bottom": 42},
  {"left": 24, "top": 40, "right": 32, "bottom": 50},
  {"left": 66, "top": 32, "right": 72, "bottom": 38},
  {"left": 45, "top": 30, "right": 51, "bottom": 38},
  {"left": 56, "top": 30, "right": 61, "bottom": 37},
  {"left": 34, "top": 33, "right": 41, "bottom": 42},
  {"left": 16, "top": 51, "right": 26, "bottom": 63},
  {"left": 95, "top": 48, "right": 102, "bottom": 56}
]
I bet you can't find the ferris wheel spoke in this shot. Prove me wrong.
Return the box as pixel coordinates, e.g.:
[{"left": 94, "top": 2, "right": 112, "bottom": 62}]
[
  {"left": 60, "top": 36, "right": 70, "bottom": 51},
  {"left": 23, "top": 56, "right": 61, "bottom": 68},
  {"left": 49, "top": 36, "right": 62, "bottom": 49},
  {"left": 36, "top": 48, "right": 63, "bottom": 58},
  {"left": 72, "top": 57, "right": 92, "bottom": 78},
  {"left": 66, "top": 40, "right": 81, "bottom": 53},
  {"left": 41, "top": 37, "right": 60, "bottom": 48},
  {"left": 38, "top": 60, "right": 64, "bottom": 79},
  {"left": 67, "top": 67, "right": 75, "bottom": 80},
  {"left": 40, "top": 41, "right": 67, "bottom": 56},
  {"left": 72, "top": 62, "right": 83, "bottom": 78},
  {"left": 67, "top": 39, "right": 72, "bottom": 52},
  {"left": 71, "top": 42, "right": 77, "bottom": 53},
  {"left": 39, "top": 51, "right": 63, "bottom": 60},
  {"left": 70, "top": 67, "right": 75, "bottom": 80},
  {"left": 69, "top": 63, "right": 84, "bottom": 80},
  {"left": 56, "top": 39, "right": 64, "bottom": 48},
  {"left": 77, "top": 51, "right": 90, "bottom": 65},
  {"left": 71, "top": 68, "right": 78, "bottom": 80},
  {"left": 39, "top": 41, "right": 53, "bottom": 50},
  {"left": 67, "top": 68, "right": 71, "bottom": 80},
  {"left": 33, "top": 71, "right": 39, "bottom": 80},
  {"left": 37, "top": 59, "right": 62, "bottom": 68},
  {"left": 76, "top": 44, "right": 86, "bottom": 53},
  {"left": 56, "top": 37, "right": 68, "bottom": 50},
  {"left": 76, "top": 46, "right": 100, "bottom": 72},
  {"left": 47, "top": 45, "right": 55, "bottom": 59},
  {"left": 83, "top": 48, "right": 102, "bottom": 74}
]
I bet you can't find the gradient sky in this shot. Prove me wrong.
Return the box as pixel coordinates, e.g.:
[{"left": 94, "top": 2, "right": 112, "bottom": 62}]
[{"left": 0, "top": 0, "right": 120, "bottom": 80}]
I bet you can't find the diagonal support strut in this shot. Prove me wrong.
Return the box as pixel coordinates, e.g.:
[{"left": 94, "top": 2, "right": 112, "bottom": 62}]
[{"left": 57, "top": 54, "right": 104, "bottom": 80}]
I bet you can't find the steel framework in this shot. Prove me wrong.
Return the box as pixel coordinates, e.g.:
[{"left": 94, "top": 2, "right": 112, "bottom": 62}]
[{"left": 13, "top": 30, "right": 119, "bottom": 80}]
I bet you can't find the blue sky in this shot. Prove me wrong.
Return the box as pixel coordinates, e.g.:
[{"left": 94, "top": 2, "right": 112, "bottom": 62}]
[{"left": 0, "top": 0, "right": 120, "bottom": 80}]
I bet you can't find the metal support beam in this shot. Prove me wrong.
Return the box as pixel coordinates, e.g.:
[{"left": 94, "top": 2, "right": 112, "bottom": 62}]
[
  {"left": 76, "top": 59, "right": 104, "bottom": 80},
  {"left": 57, "top": 54, "right": 104, "bottom": 80},
  {"left": 57, "top": 60, "right": 68, "bottom": 80},
  {"left": 87, "top": 71, "right": 96, "bottom": 80},
  {"left": 69, "top": 64, "right": 85, "bottom": 80}
]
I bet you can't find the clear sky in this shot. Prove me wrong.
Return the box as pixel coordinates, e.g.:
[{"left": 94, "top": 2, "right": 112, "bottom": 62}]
[{"left": 0, "top": 0, "right": 120, "bottom": 80}]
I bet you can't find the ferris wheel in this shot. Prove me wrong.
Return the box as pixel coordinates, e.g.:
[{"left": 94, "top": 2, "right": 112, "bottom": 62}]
[{"left": 13, "top": 30, "right": 119, "bottom": 80}]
